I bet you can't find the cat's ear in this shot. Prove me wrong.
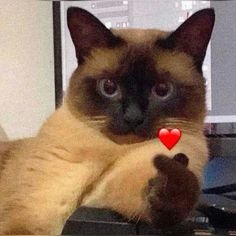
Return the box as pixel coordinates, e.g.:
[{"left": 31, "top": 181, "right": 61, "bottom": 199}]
[
  {"left": 159, "top": 8, "right": 215, "bottom": 68},
  {"left": 67, "top": 7, "right": 122, "bottom": 64}
]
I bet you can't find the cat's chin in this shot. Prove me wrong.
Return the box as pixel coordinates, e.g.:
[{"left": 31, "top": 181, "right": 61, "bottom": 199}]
[
  {"left": 107, "top": 133, "right": 147, "bottom": 144},
  {"left": 101, "top": 128, "right": 154, "bottom": 145}
]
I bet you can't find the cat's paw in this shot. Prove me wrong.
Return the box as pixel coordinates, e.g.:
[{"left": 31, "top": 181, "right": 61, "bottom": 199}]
[{"left": 147, "top": 153, "right": 200, "bottom": 228}]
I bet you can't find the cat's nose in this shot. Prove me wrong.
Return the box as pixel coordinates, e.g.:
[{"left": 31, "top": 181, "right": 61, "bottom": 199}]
[{"left": 124, "top": 104, "right": 144, "bottom": 128}]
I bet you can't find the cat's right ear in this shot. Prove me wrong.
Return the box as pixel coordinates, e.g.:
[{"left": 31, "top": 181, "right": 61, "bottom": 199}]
[{"left": 67, "top": 7, "right": 122, "bottom": 64}]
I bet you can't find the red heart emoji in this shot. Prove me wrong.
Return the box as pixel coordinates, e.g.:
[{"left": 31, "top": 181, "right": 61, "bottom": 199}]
[{"left": 158, "top": 128, "right": 181, "bottom": 150}]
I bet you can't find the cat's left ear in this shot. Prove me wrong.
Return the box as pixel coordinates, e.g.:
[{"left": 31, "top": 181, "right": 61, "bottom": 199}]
[
  {"left": 67, "top": 7, "right": 122, "bottom": 64},
  {"left": 159, "top": 8, "right": 215, "bottom": 68}
]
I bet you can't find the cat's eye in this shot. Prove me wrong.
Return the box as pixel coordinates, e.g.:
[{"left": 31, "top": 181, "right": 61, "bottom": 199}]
[
  {"left": 152, "top": 81, "right": 173, "bottom": 99},
  {"left": 98, "top": 79, "right": 120, "bottom": 98}
]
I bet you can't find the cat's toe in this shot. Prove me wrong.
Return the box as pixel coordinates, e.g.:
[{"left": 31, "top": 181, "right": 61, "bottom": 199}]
[{"left": 173, "top": 153, "right": 189, "bottom": 167}]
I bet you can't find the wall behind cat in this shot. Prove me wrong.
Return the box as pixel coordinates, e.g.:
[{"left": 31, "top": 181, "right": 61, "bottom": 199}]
[{"left": 0, "top": 0, "right": 55, "bottom": 140}]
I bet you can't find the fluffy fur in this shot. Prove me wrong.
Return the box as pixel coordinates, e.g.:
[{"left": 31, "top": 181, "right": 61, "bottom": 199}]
[{"left": 0, "top": 7, "right": 214, "bottom": 234}]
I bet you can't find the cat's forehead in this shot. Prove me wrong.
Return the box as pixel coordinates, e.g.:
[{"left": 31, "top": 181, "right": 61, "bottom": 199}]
[
  {"left": 78, "top": 29, "right": 198, "bottom": 84},
  {"left": 111, "top": 28, "right": 168, "bottom": 44}
]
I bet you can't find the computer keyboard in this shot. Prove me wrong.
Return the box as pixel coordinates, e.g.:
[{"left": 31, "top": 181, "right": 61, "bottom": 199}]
[{"left": 62, "top": 191, "right": 236, "bottom": 235}]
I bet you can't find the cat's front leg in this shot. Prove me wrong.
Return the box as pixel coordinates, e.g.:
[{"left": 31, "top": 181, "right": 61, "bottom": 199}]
[
  {"left": 82, "top": 139, "right": 206, "bottom": 228},
  {"left": 147, "top": 153, "right": 200, "bottom": 227},
  {"left": 0, "top": 152, "right": 112, "bottom": 235}
]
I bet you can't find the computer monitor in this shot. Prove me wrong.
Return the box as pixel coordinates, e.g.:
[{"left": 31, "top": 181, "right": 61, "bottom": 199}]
[{"left": 53, "top": 0, "right": 236, "bottom": 157}]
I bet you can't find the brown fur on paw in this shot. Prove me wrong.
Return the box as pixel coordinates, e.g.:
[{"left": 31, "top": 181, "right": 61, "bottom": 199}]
[
  {"left": 148, "top": 154, "right": 200, "bottom": 228},
  {"left": 173, "top": 153, "right": 189, "bottom": 167}
]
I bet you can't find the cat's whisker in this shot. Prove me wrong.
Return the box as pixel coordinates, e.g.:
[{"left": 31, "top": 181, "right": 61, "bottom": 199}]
[
  {"left": 155, "top": 118, "right": 203, "bottom": 135},
  {"left": 87, "top": 118, "right": 107, "bottom": 125},
  {"left": 90, "top": 116, "right": 107, "bottom": 120},
  {"left": 136, "top": 214, "right": 143, "bottom": 224},
  {"left": 127, "top": 211, "right": 137, "bottom": 223},
  {"left": 86, "top": 120, "right": 108, "bottom": 130},
  {"left": 88, "top": 120, "right": 106, "bottom": 124}
]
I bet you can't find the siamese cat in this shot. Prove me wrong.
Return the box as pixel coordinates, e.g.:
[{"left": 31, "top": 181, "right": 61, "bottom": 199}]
[{"left": 0, "top": 7, "right": 215, "bottom": 234}]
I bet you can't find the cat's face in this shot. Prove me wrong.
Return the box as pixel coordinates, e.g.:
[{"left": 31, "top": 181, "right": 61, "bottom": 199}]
[{"left": 67, "top": 8, "right": 214, "bottom": 142}]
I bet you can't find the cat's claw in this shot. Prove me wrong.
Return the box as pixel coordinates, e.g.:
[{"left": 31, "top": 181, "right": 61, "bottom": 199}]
[{"left": 148, "top": 153, "right": 200, "bottom": 228}]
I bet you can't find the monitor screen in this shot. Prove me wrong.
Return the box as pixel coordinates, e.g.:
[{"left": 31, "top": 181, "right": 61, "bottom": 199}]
[{"left": 60, "top": 0, "right": 236, "bottom": 135}]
